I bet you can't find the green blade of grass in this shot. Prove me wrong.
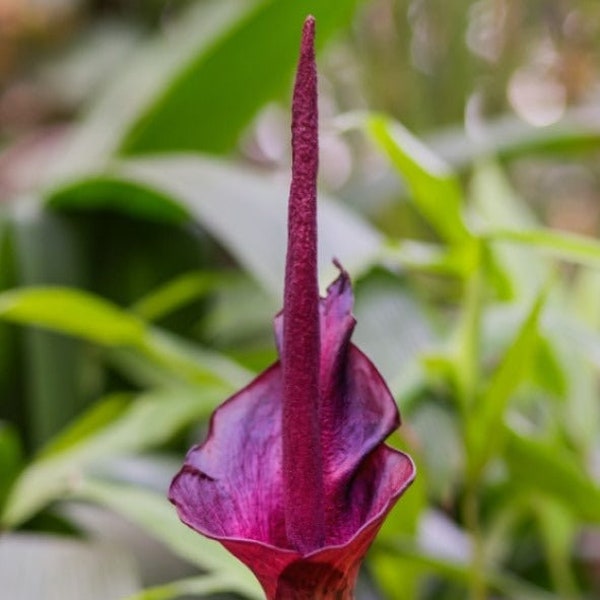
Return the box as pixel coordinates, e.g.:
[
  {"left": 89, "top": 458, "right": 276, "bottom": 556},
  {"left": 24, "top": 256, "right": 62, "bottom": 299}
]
[
  {"left": 468, "top": 287, "right": 547, "bottom": 475},
  {"left": 0, "top": 287, "right": 146, "bottom": 346},
  {"left": 367, "top": 115, "right": 471, "bottom": 244},
  {"left": 130, "top": 271, "right": 226, "bottom": 322}
]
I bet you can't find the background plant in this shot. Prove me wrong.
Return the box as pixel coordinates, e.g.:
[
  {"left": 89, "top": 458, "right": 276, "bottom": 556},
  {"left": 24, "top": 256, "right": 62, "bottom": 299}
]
[{"left": 0, "top": 1, "right": 599, "bottom": 599}]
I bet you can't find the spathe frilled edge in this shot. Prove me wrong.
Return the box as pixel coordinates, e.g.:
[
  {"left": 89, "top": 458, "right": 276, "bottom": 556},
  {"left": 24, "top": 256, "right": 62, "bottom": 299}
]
[{"left": 171, "top": 447, "right": 415, "bottom": 598}]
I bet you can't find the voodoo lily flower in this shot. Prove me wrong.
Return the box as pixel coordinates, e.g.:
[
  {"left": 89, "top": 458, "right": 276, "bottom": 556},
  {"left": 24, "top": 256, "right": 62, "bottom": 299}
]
[{"left": 169, "top": 16, "right": 416, "bottom": 599}]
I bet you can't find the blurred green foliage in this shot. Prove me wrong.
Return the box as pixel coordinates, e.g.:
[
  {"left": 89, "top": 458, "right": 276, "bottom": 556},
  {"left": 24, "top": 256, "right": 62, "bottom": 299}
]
[{"left": 1, "top": 1, "right": 600, "bottom": 599}]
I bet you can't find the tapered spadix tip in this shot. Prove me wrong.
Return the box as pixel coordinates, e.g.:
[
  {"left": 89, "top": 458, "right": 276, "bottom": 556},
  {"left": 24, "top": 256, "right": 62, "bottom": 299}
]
[{"left": 302, "top": 16, "right": 315, "bottom": 48}]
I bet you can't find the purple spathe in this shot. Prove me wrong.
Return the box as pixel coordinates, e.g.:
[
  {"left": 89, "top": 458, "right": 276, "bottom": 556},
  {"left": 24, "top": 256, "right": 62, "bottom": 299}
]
[
  {"left": 169, "top": 273, "right": 415, "bottom": 598},
  {"left": 169, "top": 15, "right": 416, "bottom": 600}
]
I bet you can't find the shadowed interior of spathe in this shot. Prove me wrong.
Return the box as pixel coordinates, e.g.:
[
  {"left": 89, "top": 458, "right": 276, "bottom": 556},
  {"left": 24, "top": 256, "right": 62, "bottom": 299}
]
[{"left": 170, "top": 271, "right": 415, "bottom": 546}]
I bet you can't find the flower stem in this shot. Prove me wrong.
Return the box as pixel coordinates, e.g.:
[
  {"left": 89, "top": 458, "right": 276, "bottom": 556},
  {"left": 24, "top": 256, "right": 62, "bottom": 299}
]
[
  {"left": 464, "top": 481, "right": 487, "bottom": 600},
  {"left": 282, "top": 15, "right": 325, "bottom": 553}
]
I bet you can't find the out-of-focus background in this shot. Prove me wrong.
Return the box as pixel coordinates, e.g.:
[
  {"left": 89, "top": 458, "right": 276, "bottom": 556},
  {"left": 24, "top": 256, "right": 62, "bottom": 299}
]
[{"left": 1, "top": 1, "right": 600, "bottom": 598}]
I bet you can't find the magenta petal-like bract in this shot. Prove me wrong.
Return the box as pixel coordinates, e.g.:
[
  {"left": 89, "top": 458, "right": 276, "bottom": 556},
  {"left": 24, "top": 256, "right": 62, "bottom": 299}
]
[
  {"left": 169, "top": 15, "right": 415, "bottom": 599},
  {"left": 170, "top": 272, "right": 415, "bottom": 598}
]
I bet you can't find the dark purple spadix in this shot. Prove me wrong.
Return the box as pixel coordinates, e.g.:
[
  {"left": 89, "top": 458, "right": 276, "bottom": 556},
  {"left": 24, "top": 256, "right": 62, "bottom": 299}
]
[
  {"left": 169, "top": 16, "right": 416, "bottom": 600},
  {"left": 282, "top": 15, "right": 324, "bottom": 554}
]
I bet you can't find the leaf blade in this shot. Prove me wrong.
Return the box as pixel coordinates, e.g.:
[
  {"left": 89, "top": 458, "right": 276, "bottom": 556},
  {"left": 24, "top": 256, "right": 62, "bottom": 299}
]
[{"left": 368, "top": 115, "right": 470, "bottom": 244}]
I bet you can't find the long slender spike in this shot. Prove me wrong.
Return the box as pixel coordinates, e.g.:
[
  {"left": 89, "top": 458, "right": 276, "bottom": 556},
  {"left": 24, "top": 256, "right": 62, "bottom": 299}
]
[{"left": 282, "top": 15, "right": 325, "bottom": 553}]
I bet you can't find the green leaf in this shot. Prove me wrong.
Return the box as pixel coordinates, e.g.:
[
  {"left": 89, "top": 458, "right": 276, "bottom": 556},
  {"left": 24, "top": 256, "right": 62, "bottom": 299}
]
[
  {"left": 371, "top": 441, "right": 427, "bottom": 600},
  {"left": 0, "top": 287, "right": 146, "bottom": 346},
  {"left": 562, "top": 270, "right": 600, "bottom": 450},
  {"left": 120, "top": 0, "right": 363, "bottom": 155},
  {"left": 367, "top": 115, "right": 470, "bottom": 244},
  {"left": 38, "top": 395, "right": 132, "bottom": 459},
  {"left": 379, "top": 239, "right": 475, "bottom": 276},
  {"left": 531, "top": 334, "right": 568, "bottom": 398},
  {"left": 410, "top": 404, "right": 464, "bottom": 501},
  {"left": 532, "top": 495, "right": 579, "bottom": 599},
  {"left": 120, "top": 157, "right": 382, "bottom": 295},
  {"left": 0, "top": 533, "right": 140, "bottom": 599},
  {"left": 140, "top": 328, "right": 251, "bottom": 390},
  {"left": 572, "top": 267, "right": 600, "bottom": 328},
  {"left": 339, "top": 110, "right": 600, "bottom": 220},
  {"left": 10, "top": 205, "right": 95, "bottom": 446},
  {"left": 353, "top": 271, "right": 434, "bottom": 398},
  {"left": 0, "top": 422, "right": 22, "bottom": 510},
  {"left": 76, "top": 479, "right": 262, "bottom": 599},
  {"left": 43, "top": 0, "right": 256, "bottom": 183},
  {"left": 1, "top": 388, "right": 224, "bottom": 528},
  {"left": 486, "top": 227, "right": 600, "bottom": 270},
  {"left": 539, "top": 314, "right": 599, "bottom": 452},
  {"left": 469, "top": 162, "right": 547, "bottom": 300},
  {"left": 377, "top": 539, "right": 558, "bottom": 600},
  {"left": 428, "top": 108, "right": 600, "bottom": 170},
  {"left": 0, "top": 284, "right": 249, "bottom": 392},
  {"left": 131, "top": 271, "right": 226, "bottom": 322},
  {"left": 469, "top": 287, "right": 547, "bottom": 474},
  {"left": 200, "top": 273, "right": 278, "bottom": 352},
  {"left": 451, "top": 239, "right": 484, "bottom": 410},
  {"left": 48, "top": 177, "right": 189, "bottom": 225},
  {"left": 505, "top": 429, "right": 600, "bottom": 523},
  {"left": 51, "top": 157, "right": 382, "bottom": 296}
]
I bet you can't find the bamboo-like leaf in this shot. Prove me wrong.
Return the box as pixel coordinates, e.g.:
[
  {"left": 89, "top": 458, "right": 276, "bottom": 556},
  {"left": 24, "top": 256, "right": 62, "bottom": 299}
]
[
  {"left": 49, "top": 158, "right": 382, "bottom": 296},
  {"left": 505, "top": 429, "right": 600, "bottom": 523},
  {"left": 376, "top": 539, "right": 558, "bottom": 600},
  {"left": 532, "top": 495, "right": 579, "bottom": 599},
  {"left": 0, "top": 533, "right": 140, "bottom": 600},
  {"left": 1, "top": 388, "right": 224, "bottom": 528},
  {"left": 468, "top": 288, "right": 547, "bottom": 475},
  {"left": 48, "top": 177, "right": 189, "bottom": 225},
  {"left": 429, "top": 107, "right": 600, "bottom": 169},
  {"left": 368, "top": 115, "right": 470, "bottom": 244},
  {"left": 486, "top": 227, "right": 600, "bottom": 269},
  {"left": 0, "top": 285, "right": 249, "bottom": 390},
  {"left": 353, "top": 271, "right": 434, "bottom": 396},
  {"left": 131, "top": 271, "right": 226, "bottom": 322},
  {"left": 0, "top": 422, "right": 22, "bottom": 510},
  {"left": 44, "top": 0, "right": 256, "bottom": 183},
  {"left": 77, "top": 479, "right": 263, "bottom": 599},
  {"left": 120, "top": 0, "right": 363, "bottom": 155},
  {"left": 469, "top": 162, "right": 547, "bottom": 300},
  {"left": 10, "top": 205, "right": 93, "bottom": 446},
  {"left": 452, "top": 239, "right": 484, "bottom": 410},
  {"left": 0, "top": 287, "right": 146, "bottom": 346}
]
